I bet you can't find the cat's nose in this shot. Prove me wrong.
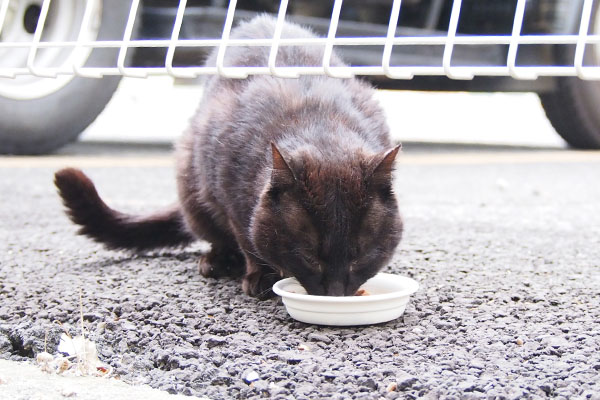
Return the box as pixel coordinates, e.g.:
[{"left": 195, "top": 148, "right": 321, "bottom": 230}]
[{"left": 325, "top": 281, "right": 345, "bottom": 296}]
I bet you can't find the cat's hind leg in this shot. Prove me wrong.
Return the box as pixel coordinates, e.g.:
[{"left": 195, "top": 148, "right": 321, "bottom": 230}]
[
  {"left": 176, "top": 133, "right": 246, "bottom": 278},
  {"left": 179, "top": 199, "right": 245, "bottom": 278}
]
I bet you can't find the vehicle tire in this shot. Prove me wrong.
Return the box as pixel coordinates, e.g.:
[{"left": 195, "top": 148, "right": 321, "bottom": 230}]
[
  {"left": 538, "top": 3, "right": 600, "bottom": 149},
  {"left": 539, "top": 78, "right": 600, "bottom": 149},
  {"left": 0, "top": 0, "right": 133, "bottom": 155}
]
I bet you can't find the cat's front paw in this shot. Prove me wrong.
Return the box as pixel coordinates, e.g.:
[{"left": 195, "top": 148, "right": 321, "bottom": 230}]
[
  {"left": 198, "top": 247, "right": 245, "bottom": 278},
  {"left": 242, "top": 270, "right": 280, "bottom": 300}
]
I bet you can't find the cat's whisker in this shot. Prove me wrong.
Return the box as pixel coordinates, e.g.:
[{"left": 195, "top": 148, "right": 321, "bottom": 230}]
[{"left": 258, "top": 287, "right": 273, "bottom": 298}]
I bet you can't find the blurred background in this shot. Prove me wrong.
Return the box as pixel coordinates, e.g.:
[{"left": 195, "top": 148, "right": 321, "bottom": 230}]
[
  {"left": 3, "top": 0, "right": 594, "bottom": 153},
  {"left": 80, "top": 77, "right": 566, "bottom": 148}
]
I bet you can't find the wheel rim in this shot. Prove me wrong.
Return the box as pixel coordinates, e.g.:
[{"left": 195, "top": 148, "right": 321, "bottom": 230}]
[{"left": 0, "top": 0, "right": 102, "bottom": 100}]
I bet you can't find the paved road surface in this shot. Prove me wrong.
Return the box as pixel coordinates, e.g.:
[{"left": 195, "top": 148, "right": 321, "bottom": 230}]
[{"left": 1, "top": 142, "right": 599, "bottom": 399}]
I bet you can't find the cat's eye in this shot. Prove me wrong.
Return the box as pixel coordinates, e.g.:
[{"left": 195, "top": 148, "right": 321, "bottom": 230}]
[{"left": 298, "top": 253, "right": 322, "bottom": 273}]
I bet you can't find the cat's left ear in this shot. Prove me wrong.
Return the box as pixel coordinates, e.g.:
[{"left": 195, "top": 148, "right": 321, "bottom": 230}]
[
  {"left": 271, "top": 142, "right": 297, "bottom": 186},
  {"left": 370, "top": 144, "right": 401, "bottom": 185}
]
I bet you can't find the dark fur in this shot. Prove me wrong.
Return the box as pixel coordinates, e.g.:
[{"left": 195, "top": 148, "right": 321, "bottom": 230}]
[
  {"left": 55, "top": 16, "right": 403, "bottom": 298},
  {"left": 54, "top": 168, "right": 193, "bottom": 251}
]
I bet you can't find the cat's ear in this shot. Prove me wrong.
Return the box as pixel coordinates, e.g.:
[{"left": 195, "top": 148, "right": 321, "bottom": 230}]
[
  {"left": 271, "top": 142, "right": 297, "bottom": 186},
  {"left": 369, "top": 144, "right": 401, "bottom": 185}
]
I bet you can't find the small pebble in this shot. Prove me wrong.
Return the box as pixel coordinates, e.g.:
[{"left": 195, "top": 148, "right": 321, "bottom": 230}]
[
  {"left": 357, "top": 377, "right": 377, "bottom": 390},
  {"left": 36, "top": 352, "right": 54, "bottom": 373},
  {"left": 516, "top": 338, "right": 524, "bottom": 346},
  {"left": 469, "top": 359, "right": 485, "bottom": 370},
  {"left": 249, "top": 380, "right": 269, "bottom": 392},
  {"left": 396, "top": 374, "right": 418, "bottom": 390},
  {"left": 540, "top": 383, "right": 553, "bottom": 395},
  {"left": 121, "top": 321, "right": 137, "bottom": 331},
  {"left": 242, "top": 369, "right": 260, "bottom": 384},
  {"left": 386, "top": 382, "right": 398, "bottom": 392},
  {"left": 545, "top": 336, "right": 569, "bottom": 349},
  {"left": 36, "top": 352, "right": 53, "bottom": 365},
  {"left": 205, "top": 307, "right": 222, "bottom": 315},
  {"left": 321, "top": 371, "right": 337, "bottom": 381},
  {"left": 308, "top": 333, "right": 332, "bottom": 344},
  {"left": 55, "top": 356, "right": 71, "bottom": 374},
  {"left": 297, "top": 343, "right": 310, "bottom": 351},
  {"left": 96, "top": 322, "right": 107, "bottom": 333},
  {"left": 205, "top": 336, "right": 227, "bottom": 349},
  {"left": 268, "top": 382, "right": 282, "bottom": 392}
]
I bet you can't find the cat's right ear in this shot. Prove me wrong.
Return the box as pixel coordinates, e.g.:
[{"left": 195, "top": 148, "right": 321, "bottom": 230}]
[
  {"left": 270, "top": 142, "right": 297, "bottom": 187},
  {"left": 367, "top": 144, "right": 401, "bottom": 189}
]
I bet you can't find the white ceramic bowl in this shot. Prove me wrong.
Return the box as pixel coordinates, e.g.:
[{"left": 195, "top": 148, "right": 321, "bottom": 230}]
[{"left": 272, "top": 273, "right": 419, "bottom": 326}]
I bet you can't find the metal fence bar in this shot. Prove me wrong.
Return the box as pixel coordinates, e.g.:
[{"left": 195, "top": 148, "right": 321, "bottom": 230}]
[
  {"left": 383, "top": 0, "right": 412, "bottom": 79},
  {"left": 0, "top": 0, "right": 12, "bottom": 78},
  {"left": 26, "top": 0, "right": 53, "bottom": 77},
  {"left": 443, "top": 0, "right": 472, "bottom": 80},
  {"left": 0, "top": 0, "right": 9, "bottom": 37},
  {"left": 323, "top": 0, "right": 353, "bottom": 78},
  {"left": 73, "top": 0, "right": 103, "bottom": 78},
  {"left": 117, "top": 0, "right": 145, "bottom": 78},
  {"left": 4, "top": 34, "right": 600, "bottom": 50},
  {"left": 166, "top": 0, "right": 194, "bottom": 78},
  {"left": 575, "top": 0, "right": 600, "bottom": 80},
  {"left": 1, "top": 0, "right": 600, "bottom": 80},
  {"left": 3, "top": 64, "right": 598, "bottom": 79},
  {"left": 269, "top": 0, "right": 298, "bottom": 78},
  {"left": 217, "top": 0, "right": 249, "bottom": 78},
  {"left": 507, "top": 0, "right": 536, "bottom": 80}
]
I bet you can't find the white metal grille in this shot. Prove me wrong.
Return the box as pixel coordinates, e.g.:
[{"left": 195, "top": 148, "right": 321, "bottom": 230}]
[{"left": 1, "top": 0, "right": 600, "bottom": 80}]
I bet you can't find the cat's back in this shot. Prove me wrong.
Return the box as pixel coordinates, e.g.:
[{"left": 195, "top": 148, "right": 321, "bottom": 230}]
[
  {"left": 204, "top": 15, "right": 344, "bottom": 70},
  {"left": 192, "top": 15, "right": 389, "bottom": 167},
  {"left": 180, "top": 16, "right": 390, "bottom": 219}
]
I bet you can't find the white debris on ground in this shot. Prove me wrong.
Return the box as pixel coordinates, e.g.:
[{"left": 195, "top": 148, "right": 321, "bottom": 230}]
[
  {"left": 3, "top": 291, "right": 208, "bottom": 399},
  {"left": 36, "top": 333, "right": 111, "bottom": 378},
  {"left": 35, "top": 289, "right": 113, "bottom": 379},
  {"left": 4, "top": 319, "right": 207, "bottom": 399}
]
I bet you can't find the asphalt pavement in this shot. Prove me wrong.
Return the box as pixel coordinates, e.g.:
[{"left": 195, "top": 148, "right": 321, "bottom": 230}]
[{"left": 1, "top": 142, "right": 599, "bottom": 399}]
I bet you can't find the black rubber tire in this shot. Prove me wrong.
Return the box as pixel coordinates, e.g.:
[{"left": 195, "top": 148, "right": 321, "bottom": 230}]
[
  {"left": 0, "top": 0, "right": 133, "bottom": 155},
  {"left": 539, "top": 78, "right": 600, "bottom": 149},
  {"left": 538, "top": 2, "right": 600, "bottom": 150}
]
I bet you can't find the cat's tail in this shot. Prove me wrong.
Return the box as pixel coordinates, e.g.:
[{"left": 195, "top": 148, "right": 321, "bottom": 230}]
[{"left": 54, "top": 168, "right": 194, "bottom": 252}]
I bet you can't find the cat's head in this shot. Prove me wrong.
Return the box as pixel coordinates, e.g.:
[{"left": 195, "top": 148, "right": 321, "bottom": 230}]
[{"left": 250, "top": 143, "right": 403, "bottom": 296}]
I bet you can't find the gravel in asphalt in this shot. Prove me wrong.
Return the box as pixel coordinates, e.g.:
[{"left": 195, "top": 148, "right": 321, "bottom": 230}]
[{"left": 1, "top": 146, "right": 599, "bottom": 399}]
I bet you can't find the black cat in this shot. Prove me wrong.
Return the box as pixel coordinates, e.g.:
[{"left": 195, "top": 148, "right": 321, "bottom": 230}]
[{"left": 54, "top": 15, "right": 403, "bottom": 299}]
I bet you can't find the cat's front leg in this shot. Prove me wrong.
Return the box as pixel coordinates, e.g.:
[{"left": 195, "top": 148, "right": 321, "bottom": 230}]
[
  {"left": 198, "top": 245, "right": 245, "bottom": 278},
  {"left": 241, "top": 252, "right": 281, "bottom": 300}
]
